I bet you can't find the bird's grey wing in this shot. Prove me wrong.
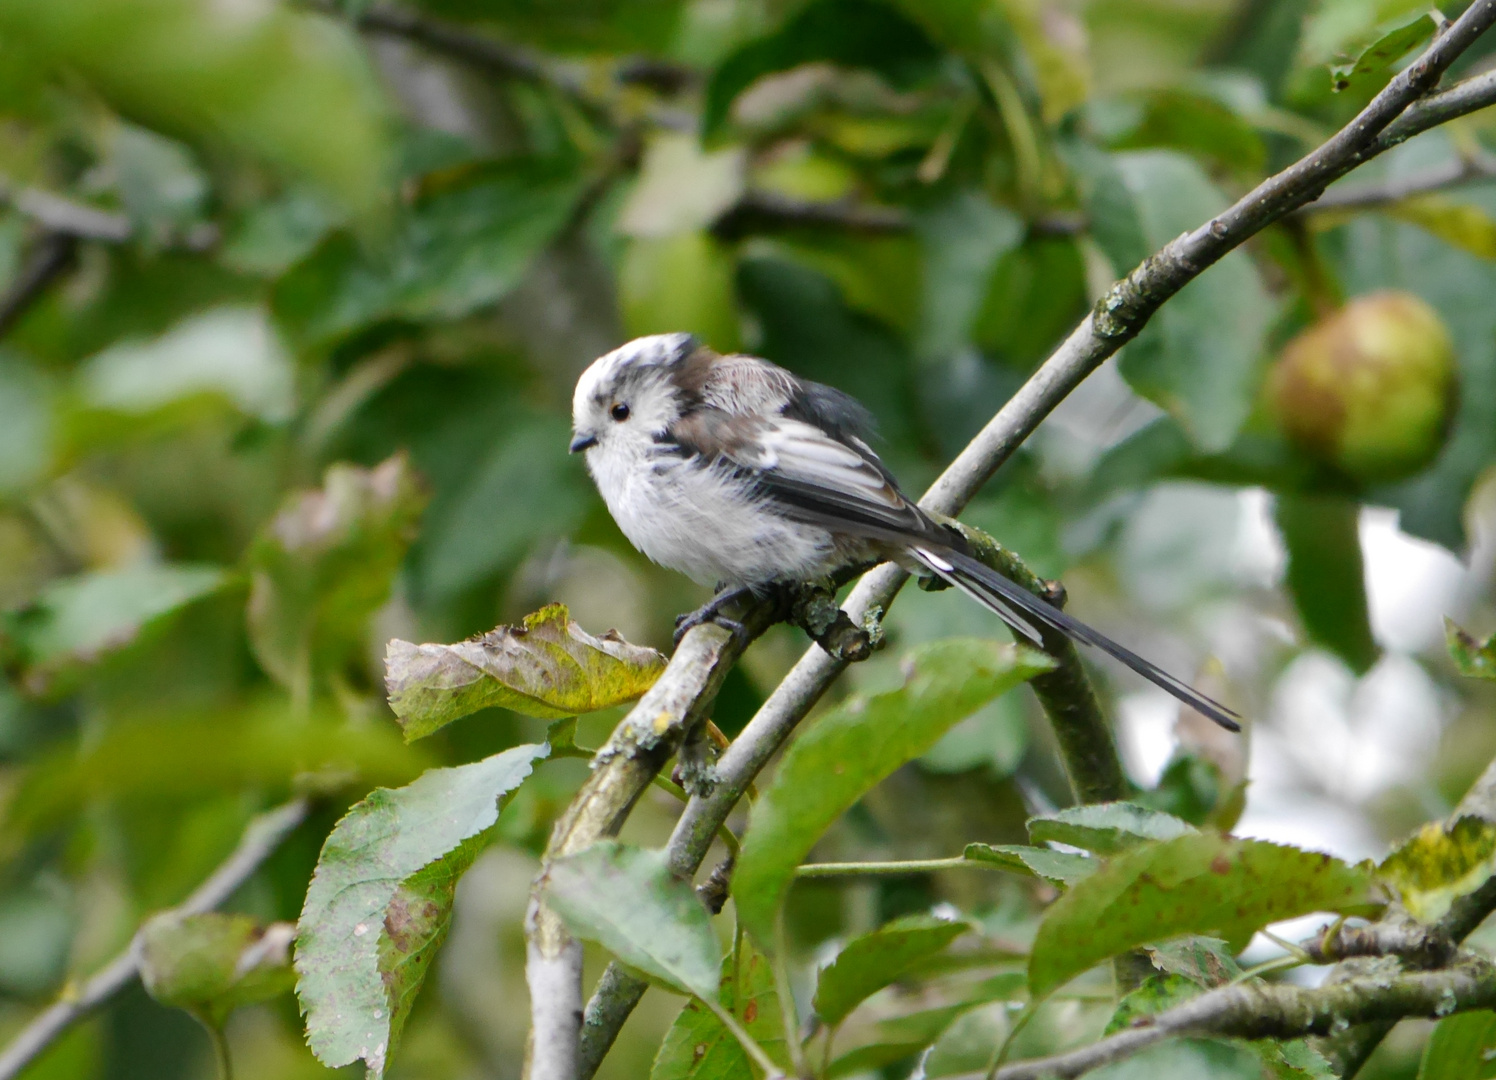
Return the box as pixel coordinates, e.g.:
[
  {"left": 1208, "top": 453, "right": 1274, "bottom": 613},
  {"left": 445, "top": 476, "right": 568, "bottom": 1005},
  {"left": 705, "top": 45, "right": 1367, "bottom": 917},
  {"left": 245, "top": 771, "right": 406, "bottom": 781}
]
[{"left": 669, "top": 404, "right": 934, "bottom": 541}]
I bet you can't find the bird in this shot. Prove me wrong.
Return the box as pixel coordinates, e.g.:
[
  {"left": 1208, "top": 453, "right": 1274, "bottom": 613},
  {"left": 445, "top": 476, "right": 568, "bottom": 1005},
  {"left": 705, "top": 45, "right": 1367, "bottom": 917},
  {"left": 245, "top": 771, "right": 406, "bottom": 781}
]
[{"left": 569, "top": 332, "right": 1240, "bottom": 732}]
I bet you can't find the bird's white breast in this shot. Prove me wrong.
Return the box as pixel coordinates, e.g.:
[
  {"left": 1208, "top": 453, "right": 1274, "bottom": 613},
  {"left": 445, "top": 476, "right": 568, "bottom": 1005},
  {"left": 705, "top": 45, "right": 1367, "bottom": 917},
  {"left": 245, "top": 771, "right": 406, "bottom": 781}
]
[{"left": 584, "top": 440, "right": 838, "bottom": 587}]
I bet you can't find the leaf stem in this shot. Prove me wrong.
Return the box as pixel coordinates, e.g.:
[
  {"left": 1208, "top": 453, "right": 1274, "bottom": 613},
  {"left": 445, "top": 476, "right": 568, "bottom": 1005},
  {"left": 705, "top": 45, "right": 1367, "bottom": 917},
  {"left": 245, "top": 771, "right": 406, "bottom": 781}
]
[
  {"left": 796, "top": 857, "right": 973, "bottom": 878},
  {"left": 205, "top": 1022, "right": 234, "bottom": 1080},
  {"left": 773, "top": 914, "right": 809, "bottom": 1078}
]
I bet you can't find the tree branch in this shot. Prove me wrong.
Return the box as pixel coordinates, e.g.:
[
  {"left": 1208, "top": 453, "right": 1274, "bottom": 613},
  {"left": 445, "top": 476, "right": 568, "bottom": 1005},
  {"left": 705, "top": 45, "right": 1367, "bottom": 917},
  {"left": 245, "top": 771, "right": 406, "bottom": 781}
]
[
  {"left": 524, "top": 602, "right": 785, "bottom": 1080},
  {"left": 0, "top": 798, "right": 309, "bottom": 1080},
  {"left": 1313, "top": 753, "right": 1496, "bottom": 1075},
  {"left": 933, "top": 958, "right": 1496, "bottom": 1080},
  {"left": 567, "top": 4, "right": 1496, "bottom": 1073},
  {"left": 1304, "top": 150, "right": 1496, "bottom": 213},
  {"left": 302, "top": 0, "right": 692, "bottom": 124},
  {"left": 711, "top": 191, "right": 911, "bottom": 240}
]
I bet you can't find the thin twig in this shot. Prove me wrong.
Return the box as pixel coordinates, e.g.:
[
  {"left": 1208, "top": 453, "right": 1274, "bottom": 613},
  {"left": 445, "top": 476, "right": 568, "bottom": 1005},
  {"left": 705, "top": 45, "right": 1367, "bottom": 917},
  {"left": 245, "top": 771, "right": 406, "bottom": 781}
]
[
  {"left": 711, "top": 191, "right": 910, "bottom": 240},
  {"left": 569, "top": 5, "right": 1496, "bottom": 1074},
  {"left": 0, "top": 798, "right": 309, "bottom": 1080},
  {"left": 301, "top": 0, "right": 692, "bottom": 124},
  {"left": 0, "top": 233, "right": 74, "bottom": 340},
  {"left": 1304, "top": 151, "right": 1496, "bottom": 212},
  {"left": 939, "top": 958, "right": 1496, "bottom": 1080},
  {"left": 524, "top": 602, "right": 783, "bottom": 1080}
]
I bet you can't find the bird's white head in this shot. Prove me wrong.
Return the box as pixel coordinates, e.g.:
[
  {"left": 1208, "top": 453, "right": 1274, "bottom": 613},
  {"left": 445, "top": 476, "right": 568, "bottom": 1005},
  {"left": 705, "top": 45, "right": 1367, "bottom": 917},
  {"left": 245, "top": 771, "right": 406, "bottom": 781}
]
[{"left": 570, "top": 333, "right": 698, "bottom": 455}]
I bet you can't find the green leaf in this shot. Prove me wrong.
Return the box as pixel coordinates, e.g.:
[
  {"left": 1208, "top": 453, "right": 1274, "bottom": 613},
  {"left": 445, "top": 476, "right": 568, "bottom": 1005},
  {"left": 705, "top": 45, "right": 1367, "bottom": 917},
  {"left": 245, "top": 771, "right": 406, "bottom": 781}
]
[
  {"left": 1026, "top": 802, "right": 1197, "bottom": 855},
  {"left": 0, "top": 0, "right": 390, "bottom": 213},
  {"left": 828, "top": 1041, "right": 931, "bottom": 1077},
  {"left": 3, "top": 563, "right": 229, "bottom": 697},
  {"left": 1103, "top": 972, "right": 1200, "bottom": 1035},
  {"left": 385, "top": 603, "right": 667, "bottom": 739},
  {"left": 295, "top": 743, "right": 545, "bottom": 1075},
  {"left": 140, "top": 913, "right": 295, "bottom": 1029},
  {"left": 542, "top": 841, "right": 720, "bottom": 1000},
  {"left": 273, "top": 162, "right": 585, "bottom": 345},
  {"left": 961, "top": 843, "right": 1097, "bottom": 886},
  {"left": 620, "top": 231, "right": 742, "bottom": 353},
  {"left": 651, "top": 938, "right": 786, "bottom": 1080},
  {"left": 733, "top": 639, "right": 1053, "bottom": 949},
  {"left": 376, "top": 833, "right": 484, "bottom": 1061},
  {"left": 1080, "top": 1038, "right": 1267, "bottom": 1080},
  {"left": 1028, "top": 833, "right": 1380, "bottom": 998},
  {"left": 77, "top": 305, "right": 295, "bottom": 423},
  {"left": 1379, "top": 815, "right": 1496, "bottom": 923},
  {"left": 702, "top": 0, "right": 940, "bottom": 140},
  {"left": 1419, "top": 1009, "right": 1496, "bottom": 1080},
  {"left": 1389, "top": 195, "right": 1496, "bottom": 261},
  {"left": 1330, "top": 13, "right": 1437, "bottom": 93},
  {"left": 1274, "top": 493, "right": 1380, "bottom": 674},
  {"left": 247, "top": 453, "right": 426, "bottom": 692},
  {"left": 915, "top": 192, "right": 1025, "bottom": 363},
  {"left": 1259, "top": 1039, "right": 1339, "bottom": 1079},
  {"left": 4, "top": 709, "right": 424, "bottom": 845},
  {"left": 1142, "top": 936, "right": 1242, "bottom": 987},
  {"left": 1099, "top": 88, "right": 1266, "bottom": 177},
  {"left": 1446, "top": 618, "right": 1496, "bottom": 681},
  {"left": 415, "top": 413, "right": 592, "bottom": 599},
  {"left": 814, "top": 914, "right": 970, "bottom": 1027},
  {"left": 1083, "top": 150, "right": 1273, "bottom": 452},
  {"left": 0, "top": 353, "right": 54, "bottom": 495}
]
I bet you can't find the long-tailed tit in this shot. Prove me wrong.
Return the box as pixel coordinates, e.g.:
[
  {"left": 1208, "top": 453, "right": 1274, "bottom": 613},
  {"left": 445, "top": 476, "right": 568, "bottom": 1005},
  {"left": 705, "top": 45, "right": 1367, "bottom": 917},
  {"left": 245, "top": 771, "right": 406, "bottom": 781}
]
[{"left": 570, "top": 333, "right": 1240, "bottom": 731}]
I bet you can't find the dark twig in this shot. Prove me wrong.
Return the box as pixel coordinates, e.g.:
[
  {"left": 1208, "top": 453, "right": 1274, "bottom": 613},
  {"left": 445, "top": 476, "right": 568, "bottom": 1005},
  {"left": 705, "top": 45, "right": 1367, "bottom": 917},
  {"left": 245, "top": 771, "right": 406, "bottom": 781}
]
[
  {"left": 711, "top": 191, "right": 910, "bottom": 240},
  {"left": 1303, "top": 913, "right": 1455, "bottom": 969},
  {"left": 1304, "top": 151, "right": 1496, "bottom": 212},
  {"left": 0, "top": 233, "right": 74, "bottom": 340},
  {"left": 0, "top": 798, "right": 309, "bottom": 1080}
]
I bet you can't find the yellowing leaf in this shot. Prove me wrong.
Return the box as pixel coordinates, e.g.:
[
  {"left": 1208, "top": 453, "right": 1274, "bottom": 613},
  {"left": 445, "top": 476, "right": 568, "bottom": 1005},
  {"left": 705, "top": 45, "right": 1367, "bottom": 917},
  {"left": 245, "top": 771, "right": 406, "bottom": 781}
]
[
  {"left": 384, "top": 604, "right": 667, "bottom": 740},
  {"left": 1390, "top": 196, "right": 1496, "bottom": 261},
  {"left": 1379, "top": 815, "right": 1496, "bottom": 923}
]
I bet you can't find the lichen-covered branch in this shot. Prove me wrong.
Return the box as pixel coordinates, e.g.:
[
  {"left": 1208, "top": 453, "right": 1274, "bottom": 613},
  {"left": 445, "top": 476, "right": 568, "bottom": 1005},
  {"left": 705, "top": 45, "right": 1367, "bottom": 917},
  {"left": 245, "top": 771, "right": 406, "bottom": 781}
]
[
  {"left": 934, "top": 958, "right": 1496, "bottom": 1080},
  {"left": 0, "top": 798, "right": 309, "bottom": 1080},
  {"left": 1315, "top": 752, "right": 1496, "bottom": 1075}
]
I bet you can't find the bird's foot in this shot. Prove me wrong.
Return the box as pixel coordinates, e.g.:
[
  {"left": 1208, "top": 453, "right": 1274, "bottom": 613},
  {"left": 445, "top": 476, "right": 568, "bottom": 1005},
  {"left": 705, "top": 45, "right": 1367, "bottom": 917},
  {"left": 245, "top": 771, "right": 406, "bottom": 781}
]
[{"left": 673, "top": 586, "right": 754, "bottom": 647}]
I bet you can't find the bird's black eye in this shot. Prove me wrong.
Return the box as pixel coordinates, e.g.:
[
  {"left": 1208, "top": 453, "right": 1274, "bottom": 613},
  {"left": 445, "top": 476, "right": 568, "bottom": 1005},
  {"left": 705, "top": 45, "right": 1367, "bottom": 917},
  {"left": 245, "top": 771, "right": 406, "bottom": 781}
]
[{"left": 610, "top": 402, "right": 630, "bottom": 421}]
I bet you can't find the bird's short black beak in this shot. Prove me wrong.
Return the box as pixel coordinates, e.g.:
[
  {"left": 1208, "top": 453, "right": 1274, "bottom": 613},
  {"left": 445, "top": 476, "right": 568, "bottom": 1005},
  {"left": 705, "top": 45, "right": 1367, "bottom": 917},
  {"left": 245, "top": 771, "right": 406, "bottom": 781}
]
[{"left": 569, "top": 433, "right": 598, "bottom": 453}]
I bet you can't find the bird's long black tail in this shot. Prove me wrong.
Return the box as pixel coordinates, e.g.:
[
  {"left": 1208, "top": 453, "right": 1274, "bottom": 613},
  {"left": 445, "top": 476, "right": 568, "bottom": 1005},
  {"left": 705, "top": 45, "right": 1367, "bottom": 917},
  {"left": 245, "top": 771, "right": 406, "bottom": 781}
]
[{"left": 910, "top": 544, "right": 1242, "bottom": 732}]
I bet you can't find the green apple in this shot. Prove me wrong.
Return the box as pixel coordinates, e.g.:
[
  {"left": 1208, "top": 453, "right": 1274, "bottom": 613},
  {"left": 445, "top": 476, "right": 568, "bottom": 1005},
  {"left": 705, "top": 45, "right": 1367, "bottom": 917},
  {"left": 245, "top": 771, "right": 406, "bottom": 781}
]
[{"left": 1267, "top": 291, "right": 1458, "bottom": 482}]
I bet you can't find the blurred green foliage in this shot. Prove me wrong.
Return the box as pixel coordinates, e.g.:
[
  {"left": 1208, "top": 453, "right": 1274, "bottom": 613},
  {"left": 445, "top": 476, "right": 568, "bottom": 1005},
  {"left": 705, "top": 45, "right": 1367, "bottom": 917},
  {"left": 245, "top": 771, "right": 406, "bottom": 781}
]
[{"left": 1, "top": 0, "right": 1495, "bottom": 1076}]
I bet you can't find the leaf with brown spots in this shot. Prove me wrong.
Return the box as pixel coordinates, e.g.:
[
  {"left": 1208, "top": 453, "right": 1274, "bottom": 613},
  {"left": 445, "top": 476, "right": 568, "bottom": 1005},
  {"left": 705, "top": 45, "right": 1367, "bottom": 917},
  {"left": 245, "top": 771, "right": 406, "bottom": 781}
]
[
  {"left": 295, "top": 743, "right": 546, "bottom": 1077},
  {"left": 1028, "top": 833, "right": 1380, "bottom": 999},
  {"left": 385, "top": 603, "right": 667, "bottom": 740},
  {"left": 651, "top": 937, "right": 786, "bottom": 1080}
]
